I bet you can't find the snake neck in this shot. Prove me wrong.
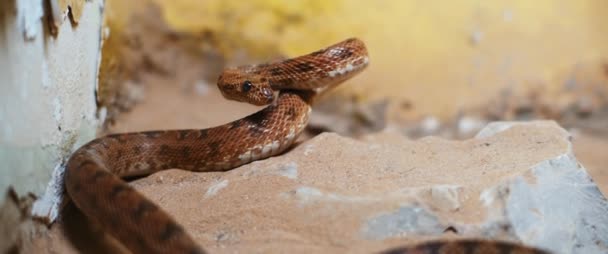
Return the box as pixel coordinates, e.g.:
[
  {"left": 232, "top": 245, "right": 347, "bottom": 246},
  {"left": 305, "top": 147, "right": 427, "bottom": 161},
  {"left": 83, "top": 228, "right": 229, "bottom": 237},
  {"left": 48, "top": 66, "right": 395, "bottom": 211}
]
[{"left": 265, "top": 38, "right": 369, "bottom": 91}]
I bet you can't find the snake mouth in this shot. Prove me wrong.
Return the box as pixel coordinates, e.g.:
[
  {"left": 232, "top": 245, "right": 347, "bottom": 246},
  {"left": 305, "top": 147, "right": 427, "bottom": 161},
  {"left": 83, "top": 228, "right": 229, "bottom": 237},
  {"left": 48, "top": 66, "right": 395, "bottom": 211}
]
[
  {"left": 262, "top": 87, "right": 273, "bottom": 99},
  {"left": 245, "top": 90, "right": 275, "bottom": 106},
  {"left": 261, "top": 87, "right": 275, "bottom": 104}
]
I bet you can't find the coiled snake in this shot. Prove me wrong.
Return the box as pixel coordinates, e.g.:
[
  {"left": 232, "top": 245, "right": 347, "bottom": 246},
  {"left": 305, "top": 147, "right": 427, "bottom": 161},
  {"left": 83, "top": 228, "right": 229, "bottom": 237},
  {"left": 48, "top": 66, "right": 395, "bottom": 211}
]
[{"left": 64, "top": 38, "right": 549, "bottom": 254}]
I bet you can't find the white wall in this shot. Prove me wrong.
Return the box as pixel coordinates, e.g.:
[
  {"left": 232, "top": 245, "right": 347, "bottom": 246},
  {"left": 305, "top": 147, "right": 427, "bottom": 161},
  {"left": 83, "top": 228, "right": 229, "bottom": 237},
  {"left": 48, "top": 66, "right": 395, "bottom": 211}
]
[{"left": 0, "top": 0, "right": 104, "bottom": 220}]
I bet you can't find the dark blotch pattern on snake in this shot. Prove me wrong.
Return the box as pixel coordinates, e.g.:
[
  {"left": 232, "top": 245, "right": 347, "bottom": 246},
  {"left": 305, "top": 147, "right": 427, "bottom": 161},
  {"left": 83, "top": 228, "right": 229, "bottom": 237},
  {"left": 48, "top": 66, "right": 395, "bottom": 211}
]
[{"left": 64, "top": 38, "right": 550, "bottom": 254}]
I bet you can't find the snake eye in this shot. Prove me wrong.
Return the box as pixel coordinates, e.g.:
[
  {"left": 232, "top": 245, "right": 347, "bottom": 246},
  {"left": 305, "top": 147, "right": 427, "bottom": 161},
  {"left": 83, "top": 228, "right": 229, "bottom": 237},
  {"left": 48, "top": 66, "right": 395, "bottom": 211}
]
[{"left": 242, "top": 81, "right": 253, "bottom": 92}]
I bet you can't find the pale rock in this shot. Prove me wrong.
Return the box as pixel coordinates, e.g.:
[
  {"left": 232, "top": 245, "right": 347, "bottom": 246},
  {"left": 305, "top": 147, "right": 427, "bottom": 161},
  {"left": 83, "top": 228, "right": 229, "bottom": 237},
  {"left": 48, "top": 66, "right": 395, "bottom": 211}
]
[{"left": 77, "top": 121, "right": 608, "bottom": 253}]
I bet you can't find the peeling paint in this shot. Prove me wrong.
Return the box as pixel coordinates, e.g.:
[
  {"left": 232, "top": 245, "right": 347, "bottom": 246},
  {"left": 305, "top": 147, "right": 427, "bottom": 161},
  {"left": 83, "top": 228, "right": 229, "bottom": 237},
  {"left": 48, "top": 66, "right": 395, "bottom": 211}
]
[
  {"left": 58, "top": 0, "right": 85, "bottom": 23},
  {"left": 17, "top": 0, "right": 44, "bottom": 40},
  {"left": 41, "top": 60, "right": 50, "bottom": 88},
  {"left": 31, "top": 163, "right": 64, "bottom": 221},
  {"left": 1, "top": 0, "right": 105, "bottom": 222},
  {"left": 52, "top": 97, "right": 62, "bottom": 123}
]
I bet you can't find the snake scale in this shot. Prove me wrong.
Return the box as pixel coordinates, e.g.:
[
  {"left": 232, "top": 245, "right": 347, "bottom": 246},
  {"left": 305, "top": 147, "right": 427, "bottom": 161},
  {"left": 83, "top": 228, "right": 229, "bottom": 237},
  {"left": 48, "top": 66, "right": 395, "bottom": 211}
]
[{"left": 64, "top": 38, "right": 549, "bottom": 254}]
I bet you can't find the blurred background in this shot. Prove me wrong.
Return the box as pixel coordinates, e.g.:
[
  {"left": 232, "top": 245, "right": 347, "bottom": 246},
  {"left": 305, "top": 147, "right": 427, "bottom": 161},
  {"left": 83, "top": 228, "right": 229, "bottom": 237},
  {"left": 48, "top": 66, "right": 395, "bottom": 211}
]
[{"left": 99, "top": 0, "right": 608, "bottom": 137}]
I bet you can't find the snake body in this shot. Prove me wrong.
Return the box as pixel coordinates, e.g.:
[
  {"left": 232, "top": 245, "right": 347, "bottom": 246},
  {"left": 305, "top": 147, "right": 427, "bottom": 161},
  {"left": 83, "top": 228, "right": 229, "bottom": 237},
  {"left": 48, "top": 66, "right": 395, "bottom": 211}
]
[{"left": 64, "top": 38, "right": 548, "bottom": 254}]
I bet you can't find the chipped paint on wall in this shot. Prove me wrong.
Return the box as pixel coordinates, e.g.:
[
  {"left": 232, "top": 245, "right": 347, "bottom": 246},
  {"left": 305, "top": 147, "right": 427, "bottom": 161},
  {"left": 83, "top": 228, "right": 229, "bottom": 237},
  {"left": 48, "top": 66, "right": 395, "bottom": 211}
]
[
  {"left": 57, "top": 0, "right": 85, "bottom": 22},
  {"left": 0, "top": 0, "right": 105, "bottom": 221},
  {"left": 15, "top": 0, "right": 44, "bottom": 40},
  {"left": 46, "top": 0, "right": 87, "bottom": 34}
]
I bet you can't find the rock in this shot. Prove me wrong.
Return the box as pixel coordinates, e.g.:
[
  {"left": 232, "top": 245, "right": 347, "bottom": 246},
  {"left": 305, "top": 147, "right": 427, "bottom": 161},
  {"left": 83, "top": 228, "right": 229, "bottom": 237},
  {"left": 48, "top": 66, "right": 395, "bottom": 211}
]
[
  {"left": 46, "top": 121, "right": 608, "bottom": 254},
  {"left": 123, "top": 120, "right": 608, "bottom": 254}
]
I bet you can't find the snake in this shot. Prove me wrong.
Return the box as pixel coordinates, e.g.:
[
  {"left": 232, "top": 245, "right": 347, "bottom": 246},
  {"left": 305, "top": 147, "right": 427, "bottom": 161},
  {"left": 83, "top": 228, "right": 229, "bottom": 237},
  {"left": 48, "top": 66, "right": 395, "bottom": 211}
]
[{"left": 64, "top": 38, "right": 550, "bottom": 254}]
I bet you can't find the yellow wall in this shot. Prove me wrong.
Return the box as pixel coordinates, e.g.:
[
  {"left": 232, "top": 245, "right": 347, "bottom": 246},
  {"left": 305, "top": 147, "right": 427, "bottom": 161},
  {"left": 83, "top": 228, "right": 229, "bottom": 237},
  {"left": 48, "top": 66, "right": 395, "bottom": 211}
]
[{"left": 108, "top": 0, "right": 608, "bottom": 118}]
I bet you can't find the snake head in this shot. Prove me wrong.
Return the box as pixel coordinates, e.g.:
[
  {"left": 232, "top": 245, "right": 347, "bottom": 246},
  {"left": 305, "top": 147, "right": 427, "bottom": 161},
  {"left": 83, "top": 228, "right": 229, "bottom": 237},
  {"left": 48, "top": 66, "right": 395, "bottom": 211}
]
[{"left": 217, "top": 68, "right": 275, "bottom": 106}]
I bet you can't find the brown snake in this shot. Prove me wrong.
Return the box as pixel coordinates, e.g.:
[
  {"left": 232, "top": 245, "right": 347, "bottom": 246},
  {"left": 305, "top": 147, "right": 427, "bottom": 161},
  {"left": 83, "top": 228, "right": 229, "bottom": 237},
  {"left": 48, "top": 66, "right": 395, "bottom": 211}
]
[{"left": 64, "top": 38, "right": 549, "bottom": 254}]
